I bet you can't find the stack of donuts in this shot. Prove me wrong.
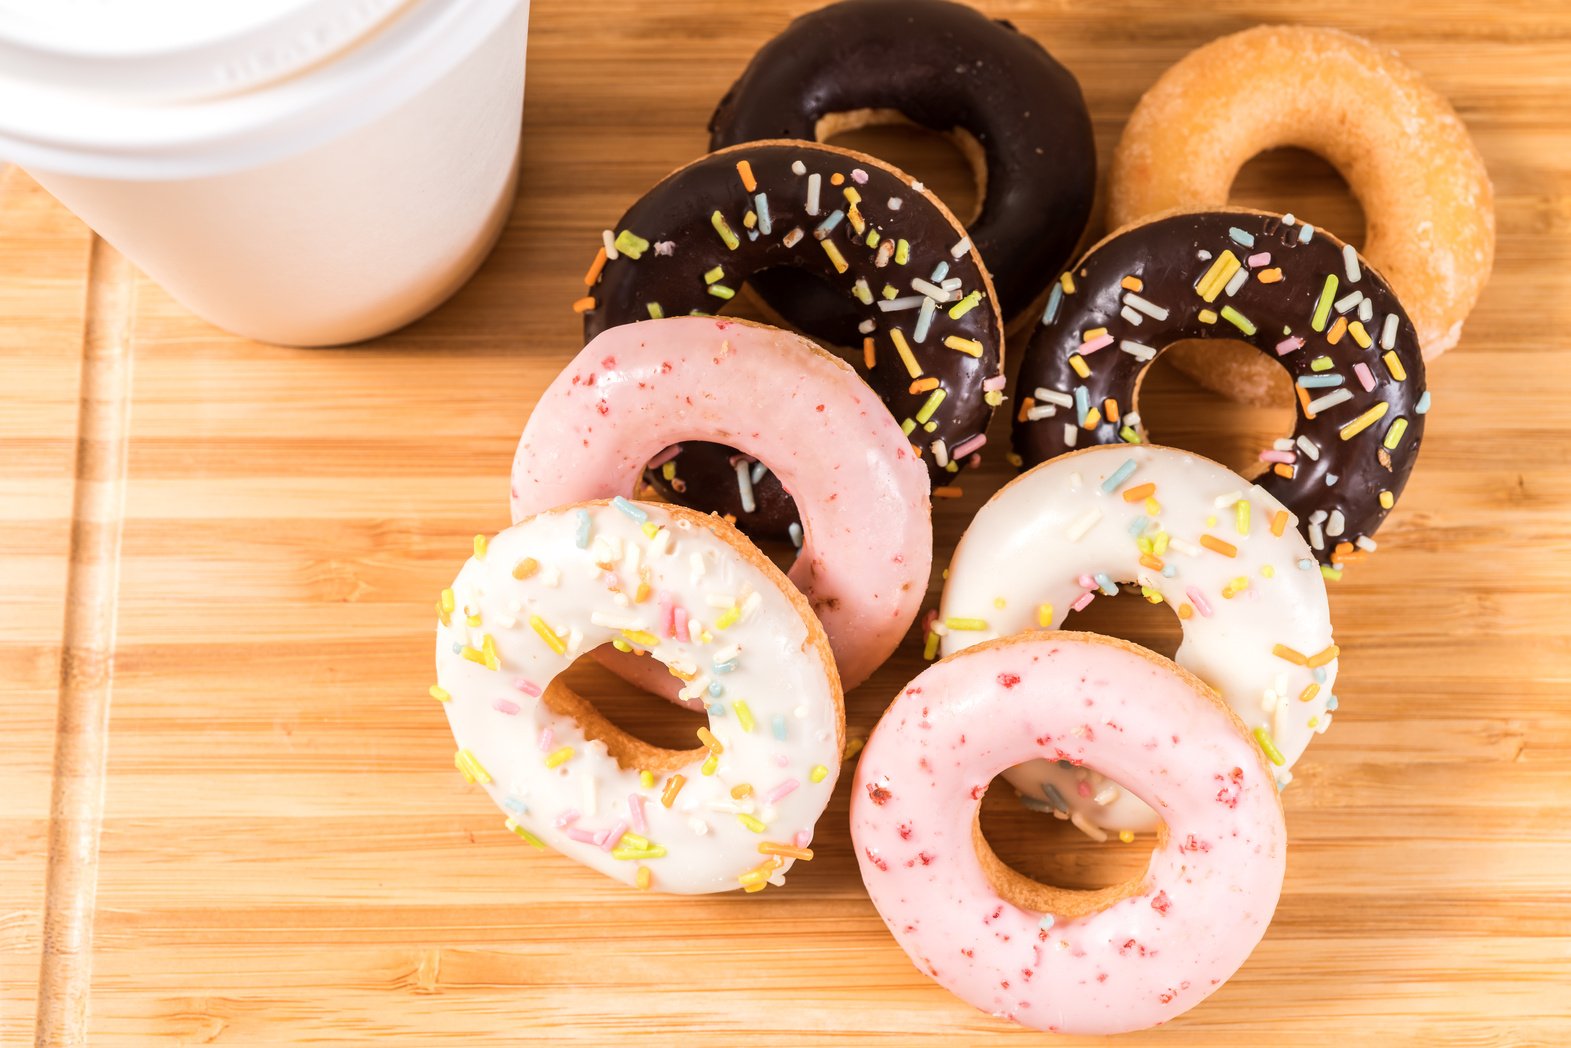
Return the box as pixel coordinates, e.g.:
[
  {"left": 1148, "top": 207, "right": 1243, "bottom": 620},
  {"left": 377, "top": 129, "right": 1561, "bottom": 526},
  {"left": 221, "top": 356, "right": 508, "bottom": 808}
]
[{"left": 430, "top": 2, "right": 1492, "bottom": 1035}]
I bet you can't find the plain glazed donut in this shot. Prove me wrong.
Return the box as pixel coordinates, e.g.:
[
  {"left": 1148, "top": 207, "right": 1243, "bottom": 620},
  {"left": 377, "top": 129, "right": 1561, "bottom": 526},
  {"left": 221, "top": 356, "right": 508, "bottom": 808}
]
[
  {"left": 1012, "top": 209, "right": 1428, "bottom": 571},
  {"left": 511, "top": 315, "right": 932, "bottom": 692},
  {"left": 850, "top": 632, "right": 1286, "bottom": 1034},
  {"left": 1110, "top": 25, "right": 1494, "bottom": 402},
  {"left": 579, "top": 140, "right": 1003, "bottom": 539},
  {"left": 708, "top": 0, "right": 1096, "bottom": 326},
  {"left": 937, "top": 445, "right": 1338, "bottom": 831},
  {"left": 436, "top": 500, "right": 843, "bottom": 894}
]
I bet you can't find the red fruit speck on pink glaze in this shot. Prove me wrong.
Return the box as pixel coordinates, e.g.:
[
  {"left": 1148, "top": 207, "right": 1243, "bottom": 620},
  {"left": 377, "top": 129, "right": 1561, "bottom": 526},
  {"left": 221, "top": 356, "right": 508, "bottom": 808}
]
[{"left": 997, "top": 672, "right": 1021, "bottom": 689}]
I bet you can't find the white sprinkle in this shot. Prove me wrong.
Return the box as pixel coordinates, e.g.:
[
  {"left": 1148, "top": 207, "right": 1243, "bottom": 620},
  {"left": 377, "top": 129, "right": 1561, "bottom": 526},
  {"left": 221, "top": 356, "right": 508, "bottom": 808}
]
[
  {"left": 1223, "top": 267, "right": 1249, "bottom": 297},
  {"left": 1197, "top": 249, "right": 1213, "bottom": 261},
  {"left": 857, "top": 318, "right": 876, "bottom": 335},
  {"left": 910, "top": 180, "right": 925, "bottom": 192},
  {"left": 1212, "top": 490, "right": 1244, "bottom": 508},
  {"left": 1120, "top": 306, "right": 1144, "bottom": 325},
  {"left": 950, "top": 236, "right": 972, "bottom": 259},
  {"left": 806, "top": 173, "right": 821, "bottom": 216},
  {"left": 1326, "top": 510, "right": 1346, "bottom": 537},
  {"left": 1380, "top": 314, "right": 1399, "bottom": 350},
  {"left": 735, "top": 459, "right": 756, "bottom": 514},
  {"left": 1119, "top": 340, "right": 1157, "bottom": 362},
  {"left": 1356, "top": 535, "right": 1378, "bottom": 551},
  {"left": 940, "top": 276, "right": 963, "bottom": 291},
  {"left": 1310, "top": 509, "right": 1329, "bottom": 525},
  {"left": 874, "top": 240, "right": 894, "bottom": 268},
  {"left": 887, "top": 196, "right": 903, "bottom": 210},
  {"left": 1273, "top": 437, "right": 1295, "bottom": 451},
  {"left": 1123, "top": 293, "right": 1170, "bottom": 321},
  {"left": 1169, "top": 537, "right": 1201, "bottom": 557},
  {"left": 931, "top": 439, "right": 950, "bottom": 468},
  {"left": 1069, "top": 812, "right": 1109, "bottom": 842},
  {"left": 602, "top": 229, "right": 620, "bottom": 261},
  {"left": 653, "top": 240, "right": 674, "bottom": 256},
  {"left": 1282, "top": 213, "right": 1297, "bottom": 225},
  {"left": 689, "top": 552, "right": 706, "bottom": 580},
  {"left": 910, "top": 277, "right": 953, "bottom": 303},
  {"left": 877, "top": 296, "right": 925, "bottom": 312},
  {"left": 1334, "top": 289, "right": 1364, "bottom": 314},
  {"left": 1306, "top": 388, "right": 1354, "bottom": 414},
  {"left": 1065, "top": 508, "right": 1102, "bottom": 541},
  {"left": 1295, "top": 435, "right": 1321, "bottom": 460},
  {"left": 1308, "top": 522, "right": 1325, "bottom": 550},
  {"left": 1063, "top": 423, "right": 1078, "bottom": 448},
  {"left": 1093, "top": 785, "right": 1120, "bottom": 806},
  {"left": 1124, "top": 411, "right": 1141, "bottom": 428},
  {"left": 913, "top": 296, "right": 937, "bottom": 343},
  {"left": 1358, "top": 297, "right": 1374, "bottom": 323},
  {"left": 1025, "top": 404, "right": 1058, "bottom": 421},
  {"left": 1343, "top": 243, "right": 1362, "bottom": 282},
  {"left": 791, "top": 160, "right": 806, "bottom": 175},
  {"left": 1033, "top": 388, "right": 1074, "bottom": 408}
]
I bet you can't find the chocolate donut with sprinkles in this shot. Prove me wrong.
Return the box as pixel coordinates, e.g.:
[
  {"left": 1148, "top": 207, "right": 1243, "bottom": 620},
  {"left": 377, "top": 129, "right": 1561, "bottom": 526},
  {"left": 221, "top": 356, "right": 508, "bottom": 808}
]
[
  {"left": 1012, "top": 210, "right": 1428, "bottom": 572},
  {"left": 578, "top": 140, "right": 1005, "bottom": 539},
  {"left": 707, "top": 0, "right": 1096, "bottom": 327}
]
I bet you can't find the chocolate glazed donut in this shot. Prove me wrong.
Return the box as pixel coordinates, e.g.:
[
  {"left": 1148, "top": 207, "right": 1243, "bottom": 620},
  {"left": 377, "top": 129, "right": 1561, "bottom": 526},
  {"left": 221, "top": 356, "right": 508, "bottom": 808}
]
[
  {"left": 581, "top": 141, "right": 1005, "bottom": 539},
  {"left": 709, "top": 0, "right": 1096, "bottom": 332},
  {"left": 1012, "top": 210, "right": 1427, "bottom": 570}
]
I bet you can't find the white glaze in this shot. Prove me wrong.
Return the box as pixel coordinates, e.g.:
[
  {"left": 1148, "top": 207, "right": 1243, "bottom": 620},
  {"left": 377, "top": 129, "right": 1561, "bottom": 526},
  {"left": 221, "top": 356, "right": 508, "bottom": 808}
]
[
  {"left": 435, "top": 499, "right": 842, "bottom": 894},
  {"left": 938, "top": 445, "right": 1337, "bottom": 831}
]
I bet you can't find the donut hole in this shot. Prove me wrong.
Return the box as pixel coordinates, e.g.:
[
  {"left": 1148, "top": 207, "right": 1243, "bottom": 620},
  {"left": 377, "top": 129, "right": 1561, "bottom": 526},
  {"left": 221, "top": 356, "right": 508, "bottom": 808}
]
[
  {"left": 1134, "top": 341, "right": 1297, "bottom": 477},
  {"left": 551, "top": 643, "right": 710, "bottom": 770},
  {"left": 638, "top": 444, "right": 803, "bottom": 573},
  {"left": 1056, "top": 586, "right": 1183, "bottom": 662},
  {"left": 975, "top": 773, "right": 1158, "bottom": 916},
  {"left": 817, "top": 109, "right": 983, "bottom": 224},
  {"left": 1229, "top": 147, "right": 1367, "bottom": 250}
]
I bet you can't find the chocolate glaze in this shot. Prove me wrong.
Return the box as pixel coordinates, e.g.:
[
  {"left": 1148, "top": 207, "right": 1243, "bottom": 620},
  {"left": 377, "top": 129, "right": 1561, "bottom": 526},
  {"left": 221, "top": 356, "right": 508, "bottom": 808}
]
[
  {"left": 709, "top": 0, "right": 1096, "bottom": 329},
  {"left": 584, "top": 140, "right": 1004, "bottom": 538},
  {"left": 1012, "top": 210, "right": 1427, "bottom": 568}
]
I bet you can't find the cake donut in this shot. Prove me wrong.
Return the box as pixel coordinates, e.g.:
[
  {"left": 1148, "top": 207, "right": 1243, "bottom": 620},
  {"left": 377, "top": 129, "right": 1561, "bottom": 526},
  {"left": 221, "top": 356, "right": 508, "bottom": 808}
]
[
  {"left": 851, "top": 632, "right": 1286, "bottom": 1034},
  {"left": 435, "top": 499, "right": 844, "bottom": 894},
  {"left": 708, "top": 0, "right": 1096, "bottom": 326},
  {"left": 1110, "top": 25, "right": 1494, "bottom": 401},
  {"left": 1012, "top": 209, "right": 1428, "bottom": 571},
  {"left": 579, "top": 140, "right": 1004, "bottom": 539},
  {"left": 937, "top": 445, "right": 1337, "bottom": 831},
  {"left": 511, "top": 315, "right": 932, "bottom": 692}
]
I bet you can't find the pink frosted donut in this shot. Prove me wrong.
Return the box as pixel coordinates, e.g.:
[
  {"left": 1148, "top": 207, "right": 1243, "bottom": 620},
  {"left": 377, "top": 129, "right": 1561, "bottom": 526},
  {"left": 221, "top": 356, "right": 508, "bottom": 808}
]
[
  {"left": 851, "top": 632, "right": 1286, "bottom": 1034},
  {"left": 511, "top": 315, "right": 932, "bottom": 691}
]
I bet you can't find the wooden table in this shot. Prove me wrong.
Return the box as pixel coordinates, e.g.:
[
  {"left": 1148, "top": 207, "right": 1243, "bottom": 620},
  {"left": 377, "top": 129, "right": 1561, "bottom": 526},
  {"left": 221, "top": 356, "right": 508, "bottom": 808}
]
[{"left": 4, "top": 2, "right": 1569, "bottom": 1043}]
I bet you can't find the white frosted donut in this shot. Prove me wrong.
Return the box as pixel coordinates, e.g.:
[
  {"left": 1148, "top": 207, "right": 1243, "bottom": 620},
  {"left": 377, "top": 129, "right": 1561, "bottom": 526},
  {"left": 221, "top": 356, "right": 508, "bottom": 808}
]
[
  {"left": 938, "top": 444, "right": 1337, "bottom": 832},
  {"left": 434, "top": 499, "right": 844, "bottom": 894},
  {"left": 851, "top": 632, "right": 1287, "bottom": 1034},
  {"left": 511, "top": 314, "right": 932, "bottom": 692}
]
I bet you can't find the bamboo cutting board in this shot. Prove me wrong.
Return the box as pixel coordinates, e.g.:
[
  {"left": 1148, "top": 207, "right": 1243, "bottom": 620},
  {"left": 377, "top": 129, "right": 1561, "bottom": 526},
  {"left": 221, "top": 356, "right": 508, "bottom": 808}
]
[{"left": 4, "top": 2, "right": 1571, "bottom": 1044}]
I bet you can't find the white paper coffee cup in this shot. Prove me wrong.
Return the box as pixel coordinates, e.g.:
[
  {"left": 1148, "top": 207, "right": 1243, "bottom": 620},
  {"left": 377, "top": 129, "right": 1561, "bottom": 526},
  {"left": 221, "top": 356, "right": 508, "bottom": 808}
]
[{"left": 0, "top": 0, "right": 530, "bottom": 346}]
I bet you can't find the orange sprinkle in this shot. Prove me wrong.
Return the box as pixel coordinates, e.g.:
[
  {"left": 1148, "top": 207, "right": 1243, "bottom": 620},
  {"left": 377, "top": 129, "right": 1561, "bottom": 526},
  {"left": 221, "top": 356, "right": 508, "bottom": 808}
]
[
  {"left": 1295, "top": 384, "right": 1316, "bottom": 419},
  {"left": 1177, "top": 603, "right": 1194, "bottom": 620},
  {"left": 635, "top": 867, "right": 652, "bottom": 890},
  {"left": 735, "top": 159, "right": 757, "bottom": 192},
  {"left": 697, "top": 726, "right": 724, "bottom": 754},
  {"left": 1298, "top": 683, "right": 1321, "bottom": 704},
  {"left": 1016, "top": 396, "right": 1036, "bottom": 424},
  {"left": 583, "top": 247, "right": 607, "bottom": 287},
  {"left": 1326, "top": 315, "right": 1348, "bottom": 345},
  {"left": 1273, "top": 463, "right": 1295, "bottom": 479},
  {"left": 1257, "top": 267, "right": 1283, "bottom": 283},
  {"left": 660, "top": 774, "right": 687, "bottom": 808},
  {"left": 1139, "top": 553, "right": 1164, "bottom": 571},
  {"left": 512, "top": 557, "right": 539, "bottom": 580},
  {"left": 1308, "top": 644, "right": 1341, "bottom": 668},
  {"left": 1122, "top": 482, "right": 1156, "bottom": 503},
  {"left": 1272, "top": 644, "right": 1309, "bottom": 666},
  {"left": 909, "top": 377, "right": 941, "bottom": 395},
  {"left": 1103, "top": 398, "right": 1120, "bottom": 423},
  {"left": 1270, "top": 510, "right": 1289, "bottom": 537},
  {"left": 731, "top": 784, "right": 753, "bottom": 800},
  {"left": 571, "top": 296, "right": 595, "bottom": 314},
  {"left": 1120, "top": 275, "right": 1144, "bottom": 292},
  {"left": 759, "top": 842, "right": 814, "bottom": 861},
  {"left": 1199, "top": 534, "right": 1238, "bottom": 558},
  {"left": 933, "top": 486, "right": 964, "bottom": 499},
  {"left": 862, "top": 336, "right": 876, "bottom": 370},
  {"left": 830, "top": 172, "right": 845, "bottom": 186}
]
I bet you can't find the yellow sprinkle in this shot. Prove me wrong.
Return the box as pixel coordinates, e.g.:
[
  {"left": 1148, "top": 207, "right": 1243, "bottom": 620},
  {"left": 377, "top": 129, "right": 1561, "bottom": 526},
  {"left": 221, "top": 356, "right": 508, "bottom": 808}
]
[
  {"left": 529, "top": 615, "right": 567, "bottom": 655},
  {"left": 440, "top": 588, "right": 455, "bottom": 615},
  {"left": 1219, "top": 305, "right": 1256, "bottom": 335},
  {"left": 1339, "top": 402, "right": 1390, "bottom": 440},
  {"left": 473, "top": 534, "right": 488, "bottom": 559},
  {"left": 1118, "top": 830, "right": 1135, "bottom": 844},
  {"left": 640, "top": 521, "right": 659, "bottom": 540},
  {"left": 1322, "top": 564, "right": 1344, "bottom": 582},
  {"left": 1379, "top": 490, "right": 1394, "bottom": 510},
  {"left": 1260, "top": 564, "right": 1275, "bottom": 578},
  {"left": 1194, "top": 249, "right": 1241, "bottom": 302},
  {"left": 1254, "top": 727, "right": 1286, "bottom": 766},
  {"left": 1298, "top": 683, "right": 1321, "bottom": 704},
  {"left": 1060, "top": 271, "right": 1075, "bottom": 294},
  {"left": 734, "top": 700, "right": 756, "bottom": 733},
  {"left": 1273, "top": 644, "right": 1309, "bottom": 666},
  {"left": 809, "top": 765, "right": 829, "bottom": 783},
  {"left": 544, "top": 746, "right": 574, "bottom": 769},
  {"left": 697, "top": 726, "right": 724, "bottom": 754},
  {"left": 944, "top": 335, "right": 983, "bottom": 357},
  {"left": 1140, "top": 585, "right": 1163, "bottom": 604},
  {"left": 661, "top": 774, "right": 686, "bottom": 807},
  {"left": 460, "top": 646, "right": 489, "bottom": 668},
  {"left": 1308, "top": 644, "right": 1341, "bottom": 668},
  {"left": 889, "top": 328, "right": 923, "bottom": 378},
  {"left": 429, "top": 684, "right": 451, "bottom": 703},
  {"left": 455, "top": 749, "right": 492, "bottom": 784},
  {"left": 701, "top": 752, "right": 719, "bottom": 776},
  {"left": 512, "top": 557, "right": 538, "bottom": 580},
  {"left": 1383, "top": 417, "right": 1409, "bottom": 450},
  {"left": 611, "top": 845, "right": 668, "bottom": 861},
  {"left": 635, "top": 867, "right": 652, "bottom": 890},
  {"left": 611, "top": 638, "right": 632, "bottom": 653},
  {"left": 993, "top": 596, "right": 1007, "bottom": 609},
  {"left": 480, "top": 633, "right": 500, "bottom": 671},
  {"left": 1348, "top": 320, "right": 1373, "bottom": 348},
  {"left": 1221, "top": 576, "right": 1250, "bottom": 599},
  {"left": 711, "top": 210, "right": 740, "bottom": 250},
  {"left": 1083, "top": 326, "right": 1108, "bottom": 341},
  {"left": 465, "top": 612, "right": 482, "bottom": 628},
  {"left": 735, "top": 159, "right": 757, "bottom": 192},
  {"left": 922, "top": 630, "right": 940, "bottom": 659},
  {"left": 621, "top": 629, "right": 659, "bottom": 649},
  {"left": 945, "top": 617, "right": 987, "bottom": 631},
  {"left": 1083, "top": 406, "right": 1102, "bottom": 429},
  {"left": 505, "top": 818, "right": 547, "bottom": 850},
  {"left": 646, "top": 302, "right": 664, "bottom": 320},
  {"left": 895, "top": 239, "right": 910, "bottom": 265},
  {"left": 760, "top": 842, "right": 814, "bottom": 861},
  {"left": 1068, "top": 354, "right": 1091, "bottom": 379},
  {"left": 843, "top": 736, "right": 865, "bottom": 761},
  {"left": 639, "top": 769, "right": 655, "bottom": 788},
  {"left": 1383, "top": 350, "right": 1408, "bottom": 381},
  {"left": 743, "top": 881, "right": 767, "bottom": 894},
  {"left": 1197, "top": 308, "right": 1218, "bottom": 324},
  {"left": 1035, "top": 603, "right": 1055, "bottom": 628},
  {"left": 737, "top": 813, "right": 767, "bottom": 833},
  {"left": 821, "top": 239, "right": 849, "bottom": 273},
  {"left": 1236, "top": 499, "right": 1251, "bottom": 536},
  {"left": 715, "top": 604, "right": 741, "bottom": 630}
]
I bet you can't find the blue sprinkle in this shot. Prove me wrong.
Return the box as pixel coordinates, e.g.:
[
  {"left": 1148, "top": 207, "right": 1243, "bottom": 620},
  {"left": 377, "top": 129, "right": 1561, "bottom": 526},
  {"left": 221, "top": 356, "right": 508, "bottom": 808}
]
[
  {"left": 1277, "top": 778, "right": 1288, "bottom": 792},
  {"left": 1100, "top": 457, "right": 1139, "bottom": 493},
  {"left": 502, "top": 796, "right": 528, "bottom": 815},
  {"left": 1042, "top": 282, "right": 1063, "bottom": 326},
  {"left": 1041, "top": 782, "right": 1069, "bottom": 812},
  {"left": 1039, "top": 914, "right": 1056, "bottom": 931},
  {"left": 1326, "top": 694, "right": 1340, "bottom": 711},
  {"left": 707, "top": 681, "right": 724, "bottom": 698},
  {"left": 772, "top": 715, "right": 787, "bottom": 741},
  {"left": 713, "top": 657, "right": 738, "bottom": 675},
  {"left": 1094, "top": 573, "right": 1119, "bottom": 596},
  {"left": 1415, "top": 391, "right": 1432, "bottom": 414},
  {"left": 753, "top": 193, "right": 772, "bottom": 235},
  {"left": 1161, "top": 565, "right": 1177, "bottom": 578},
  {"left": 1228, "top": 226, "right": 1256, "bottom": 248},
  {"left": 746, "top": 228, "right": 760, "bottom": 242},
  {"left": 816, "top": 209, "right": 845, "bottom": 234},
  {"left": 1074, "top": 385, "right": 1090, "bottom": 425},
  {"left": 574, "top": 508, "right": 591, "bottom": 548},
  {"left": 451, "top": 642, "right": 463, "bottom": 654},
  {"left": 1296, "top": 374, "right": 1345, "bottom": 388},
  {"left": 1297, "top": 558, "right": 1316, "bottom": 571},
  {"left": 913, "top": 296, "right": 937, "bottom": 343},
  {"left": 930, "top": 260, "right": 950, "bottom": 282},
  {"left": 1018, "top": 794, "right": 1057, "bottom": 814},
  {"left": 611, "top": 495, "right": 647, "bottom": 523},
  {"left": 1298, "top": 223, "right": 1315, "bottom": 244},
  {"left": 1312, "top": 667, "right": 1327, "bottom": 684},
  {"left": 708, "top": 703, "right": 725, "bottom": 717},
  {"left": 1127, "top": 515, "right": 1149, "bottom": 537}
]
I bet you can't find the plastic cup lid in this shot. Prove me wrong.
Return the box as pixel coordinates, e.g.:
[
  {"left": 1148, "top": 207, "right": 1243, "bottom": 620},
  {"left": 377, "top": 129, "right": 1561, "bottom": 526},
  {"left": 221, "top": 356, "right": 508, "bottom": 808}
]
[{"left": 0, "top": 0, "right": 418, "bottom": 102}]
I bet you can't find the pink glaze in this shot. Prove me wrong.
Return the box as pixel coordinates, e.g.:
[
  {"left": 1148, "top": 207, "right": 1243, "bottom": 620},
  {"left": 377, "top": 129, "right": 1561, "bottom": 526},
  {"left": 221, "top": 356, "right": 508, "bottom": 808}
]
[
  {"left": 511, "top": 316, "right": 932, "bottom": 690},
  {"left": 850, "top": 633, "right": 1286, "bottom": 1034}
]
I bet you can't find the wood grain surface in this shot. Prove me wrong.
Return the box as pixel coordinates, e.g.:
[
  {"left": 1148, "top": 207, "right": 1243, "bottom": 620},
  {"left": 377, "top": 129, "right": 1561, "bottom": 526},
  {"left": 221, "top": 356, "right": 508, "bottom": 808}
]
[{"left": 4, "top": 2, "right": 1570, "bottom": 1044}]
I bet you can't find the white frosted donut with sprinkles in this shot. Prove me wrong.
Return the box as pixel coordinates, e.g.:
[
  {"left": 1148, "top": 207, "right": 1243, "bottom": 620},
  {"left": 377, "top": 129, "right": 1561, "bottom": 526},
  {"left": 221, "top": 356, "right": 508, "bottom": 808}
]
[
  {"left": 851, "top": 632, "right": 1287, "bottom": 1034},
  {"left": 434, "top": 499, "right": 844, "bottom": 894},
  {"left": 937, "top": 445, "right": 1337, "bottom": 832},
  {"left": 511, "top": 314, "right": 932, "bottom": 691}
]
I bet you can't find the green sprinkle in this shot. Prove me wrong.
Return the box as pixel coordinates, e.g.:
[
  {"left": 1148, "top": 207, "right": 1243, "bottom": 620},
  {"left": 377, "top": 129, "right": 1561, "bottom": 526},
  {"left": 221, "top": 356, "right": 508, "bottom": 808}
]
[
  {"left": 703, "top": 265, "right": 725, "bottom": 285},
  {"left": 711, "top": 210, "right": 740, "bottom": 250},
  {"left": 646, "top": 302, "right": 664, "bottom": 319},
  {"left": 914, "top": 388, "right": 947, "bottom": 424},
  {"left": 947, "top": 290, "right": 982, "bottom": 320},
  {"left": 1253, "top": 727, "right": 1286, "bottom": 766},
  {"left": 707, "top": 284, "right": 736, "bottom": 300},
  {"left": 1219, "top": 305, "right": 1256, "bottom": 335},
  {"left": 614, "top": 229, "right": 649, "bottom": 259},
  {"left": 895, "top": 239, "right": 911, "bottom": 265},
  {"left": 1311, "top": 274, "right": 1339, "bottom": 332}
]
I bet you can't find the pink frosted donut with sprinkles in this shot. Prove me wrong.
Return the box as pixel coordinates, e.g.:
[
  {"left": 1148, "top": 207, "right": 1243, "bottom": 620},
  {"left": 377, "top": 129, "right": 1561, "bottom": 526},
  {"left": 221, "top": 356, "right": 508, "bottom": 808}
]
[
  {"left": 435, "top": 499, "right": 844, "bottom": 894},
  {"left": 851, "top": 632, "right": 1286, "bottom": 1034},
  {"left": 1013, "top": 209, "right": 1428, "bottom": 573},
  {"left": 936, "top": 444, "right": 1337, "bottom": 834},
  {"left": 511, "top": 314, "right": 932, "bottom": 691}
]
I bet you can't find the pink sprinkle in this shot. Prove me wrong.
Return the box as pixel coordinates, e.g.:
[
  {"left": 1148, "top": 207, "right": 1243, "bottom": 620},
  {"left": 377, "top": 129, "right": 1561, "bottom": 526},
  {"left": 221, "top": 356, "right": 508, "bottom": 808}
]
[
  {"left": 538, "top": 728, "right": 554, "bottom": 753},
  {"left": 492, "top": 698, "right": 522, "bottom": 716},
  {"left": 658, "top": 593, "right": 675, "bottom": 637},
  {"left": 1077, "top": 780, "right": 1093, "bottom": 798},
  {"left": 982, "top": 374, "right": 1007, "bottom": 392},
  {"left": 950, "top": 433, "right": 987, "bottom": 459},
  {"left": 556, "top": 809, "right": 580, "bottom": 828},
  {"left": 514, "top": 677, "right": 542, "bottom": 697},
  {"left": 627, "top": 794, "right": 648, "bottom": 834},
  {"left": 1353, "top": 362, "right": 1376, "bottom": 391},
  {"left": 1079, "top": 333, "right": 1114, "bottom": 354},
  {"left": 851, "top": 167, "right": 869, "bottom": 184},
  {"left": 1258, "top": 449, "right": 1296, "bottom": 465},
  {"left": 1077, "top": 574, "right": 1095, "bottom": 588},
  {"left": 600, "top": 820, "right": 628, "bottom": 852},
  {"left": 647, "top": 444, "right": 684, "bottom": 468},
  {"left": 793, "top": 830, "right": 813, "bottom": 848},
  {"left": 1186, "top": 587, "right": 1213, "bottom": 618},
  {"left": 1070, "top": 590, "right": 1096, "bottom": 613},
  {"left": 673, "top": 607, "right": 690, "bottom": 643},
  {"left": 1275, "top": 336, "right": 1305, "bottom": 356},
  {"left": 774, "top": 753, "right": 790, "bottom": 768},
  {"left": 567, "top": 827, "right": 598, "bottom": 844},
  {"left": 765, "top": 779, "right": 800, "bottom": 805},
  {"left": 1246, "top": 252, "right": 1271, "bottom": 267}
]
